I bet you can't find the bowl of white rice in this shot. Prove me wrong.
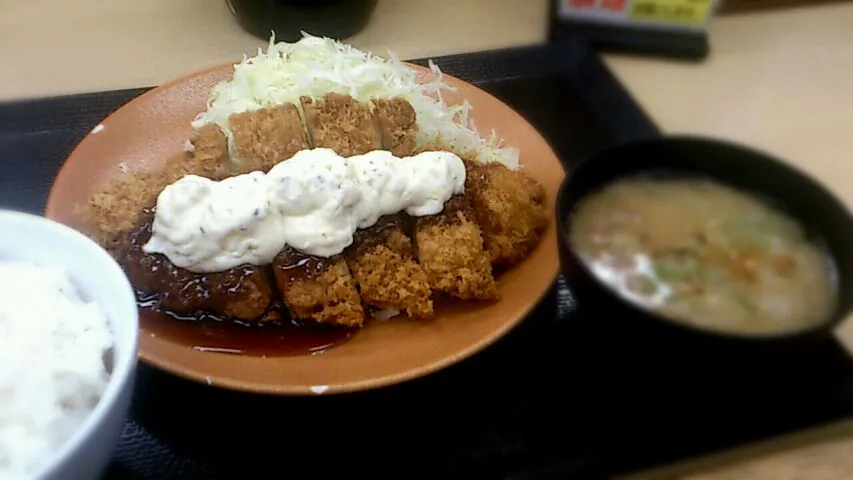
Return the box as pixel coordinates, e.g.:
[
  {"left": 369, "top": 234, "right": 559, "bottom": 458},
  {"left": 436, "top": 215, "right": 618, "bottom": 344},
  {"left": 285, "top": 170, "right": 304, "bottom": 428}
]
[{"left": 0, "top": 210, "right": 138, "bottom": 480}]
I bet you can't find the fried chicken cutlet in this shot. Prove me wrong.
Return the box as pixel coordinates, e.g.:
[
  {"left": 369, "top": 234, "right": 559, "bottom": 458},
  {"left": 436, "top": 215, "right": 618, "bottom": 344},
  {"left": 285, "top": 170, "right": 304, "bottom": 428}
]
[
  {"left": 188, "top": 95, "right": 418, "bottom": 178},
  {"left": 300, "top": 93, "right": 379, "bottom": 157},
  {"left": 371, "top": 97, "right": 417, "bottom": 157},
  {"left": 228, "top": 103, "right": 310, "bottom": 174},
  {"left": 82, "top": 148, "right": 226, "bottom": 248},
  {"left": 345, "top": 215, "right": 433, "bottom": 319},
  {"left": 121, "top": 215, "right": 274, "bottom": 321},
  {"left": 271, "top": 246, "right": 365, "bottom": 327},
  {"left": 415, "top": 195, "right": 499, "bottom": 301},
  {"left": 466, "top": 162, "right": 548, "bottom": 268}
]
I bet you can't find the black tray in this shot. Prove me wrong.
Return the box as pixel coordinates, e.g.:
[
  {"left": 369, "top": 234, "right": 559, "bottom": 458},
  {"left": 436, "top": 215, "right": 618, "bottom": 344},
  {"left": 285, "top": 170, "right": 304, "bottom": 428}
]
[{"left": 1, "top": 38, "right": 852, "bottom": 479}]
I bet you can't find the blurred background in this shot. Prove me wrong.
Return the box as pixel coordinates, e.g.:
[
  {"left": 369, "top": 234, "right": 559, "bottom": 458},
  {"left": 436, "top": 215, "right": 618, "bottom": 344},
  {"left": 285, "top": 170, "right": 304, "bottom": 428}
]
[{"left": 2, "top": 0, "right": 852, "bottom": 478}]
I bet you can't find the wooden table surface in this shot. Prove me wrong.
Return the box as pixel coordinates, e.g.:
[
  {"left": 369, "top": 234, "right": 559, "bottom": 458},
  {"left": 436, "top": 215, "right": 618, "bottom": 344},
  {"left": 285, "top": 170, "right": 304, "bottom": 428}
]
[{"left": 2, "top": 1, "right": 853, "bottom": 477}]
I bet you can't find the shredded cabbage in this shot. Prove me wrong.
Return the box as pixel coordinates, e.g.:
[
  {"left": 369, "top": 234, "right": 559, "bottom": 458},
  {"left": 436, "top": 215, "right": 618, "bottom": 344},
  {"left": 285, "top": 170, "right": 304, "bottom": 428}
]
[{"left": 191, "top": 32, "right": 519, "bottom": 169}]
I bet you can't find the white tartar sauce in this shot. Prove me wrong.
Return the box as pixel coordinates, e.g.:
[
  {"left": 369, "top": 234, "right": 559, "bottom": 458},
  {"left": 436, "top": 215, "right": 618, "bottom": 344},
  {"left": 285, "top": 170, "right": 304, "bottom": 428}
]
[{"left": 143, "top": 148, "right": 466, "bottom": 273}]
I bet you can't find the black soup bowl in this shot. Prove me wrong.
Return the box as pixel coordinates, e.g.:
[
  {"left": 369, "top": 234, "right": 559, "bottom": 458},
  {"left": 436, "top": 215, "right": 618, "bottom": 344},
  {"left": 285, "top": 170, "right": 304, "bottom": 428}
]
[{"left": 556, "top": 136, "right": 853, "bottom": 373}]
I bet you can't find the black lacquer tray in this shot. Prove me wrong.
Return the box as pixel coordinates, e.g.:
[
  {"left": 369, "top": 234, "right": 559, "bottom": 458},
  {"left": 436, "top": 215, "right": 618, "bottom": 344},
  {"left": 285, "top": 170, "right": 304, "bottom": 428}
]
[{"left": 1, "top": 38, "right": 851, "bottom": 479}]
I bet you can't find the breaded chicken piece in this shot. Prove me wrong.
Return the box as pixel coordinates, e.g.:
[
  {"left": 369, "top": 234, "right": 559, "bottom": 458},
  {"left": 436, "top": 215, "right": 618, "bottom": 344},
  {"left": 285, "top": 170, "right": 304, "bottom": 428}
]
[
  {"left": 466, "top": 161, "right": 549, "bottom": 268},
  {"left": 371, "top": 97, "right": 417, "bottom": 157},
  {"left": 301, "top": 93, "right": 379, "bottom": 157},
  {"left": 188, "top": 123, "right": 231, "bottom": 180},
  {"left": 271, "top": 246, "right": 365, "bottom": 327},
  {"left": 121, "top": 216, "right": 273, "bottom": 321},
  {"left": 415, "top": 195, "right": 499, "bottom": 301},
  {"left": 345, "top": 215, "right": 433, "bottom": 319},
  {"left": 229, "top": 103, "right": 308, "bottom": 173}
]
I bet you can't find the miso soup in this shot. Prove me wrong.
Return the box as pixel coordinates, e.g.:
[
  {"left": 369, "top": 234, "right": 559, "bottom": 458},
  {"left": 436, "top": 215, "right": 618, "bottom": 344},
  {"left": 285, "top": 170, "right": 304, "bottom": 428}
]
[{"left": 569, "top": 177, "right": 837, "bottom": 335}]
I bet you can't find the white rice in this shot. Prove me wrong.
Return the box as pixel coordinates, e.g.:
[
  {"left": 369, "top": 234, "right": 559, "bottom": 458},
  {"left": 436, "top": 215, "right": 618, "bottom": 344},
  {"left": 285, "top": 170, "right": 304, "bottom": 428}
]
[{"left": 0, "top": 261, "right": 113, "bottom": 479}]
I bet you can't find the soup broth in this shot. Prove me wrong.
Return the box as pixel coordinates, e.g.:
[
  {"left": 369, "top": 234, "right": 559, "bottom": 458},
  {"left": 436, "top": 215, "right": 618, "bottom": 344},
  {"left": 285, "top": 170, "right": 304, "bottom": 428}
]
[{"left": 569, "top": 177, "right": 837, "bottom": 335}]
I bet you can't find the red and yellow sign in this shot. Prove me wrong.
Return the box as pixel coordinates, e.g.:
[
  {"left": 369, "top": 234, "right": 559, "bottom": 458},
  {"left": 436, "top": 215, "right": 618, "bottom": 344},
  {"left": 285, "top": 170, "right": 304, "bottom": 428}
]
[
  {"left": 630, "top": 0, "right": 712, "bottom": 25},
  {"left": 568, "top": 0, "right": 627, "bottom": 12},
  {"left": 561, "top": 0, "right": 714, "bottom": 25}
]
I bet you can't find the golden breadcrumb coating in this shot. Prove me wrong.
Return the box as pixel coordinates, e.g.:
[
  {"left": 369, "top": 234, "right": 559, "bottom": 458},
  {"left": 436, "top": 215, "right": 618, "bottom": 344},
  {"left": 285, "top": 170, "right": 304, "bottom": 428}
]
[
  {"left": 371, "top": 97, "right": 417, "bottom": 157},
  {"left": 465, "top": 161, "right": 548, "bottom": 268},
  {"left": 301, "top": 93, "right": 379, "bottom": 157},
  {"left": 187, "top": 123, "right": 231, "bottom": 180},
  {"left": 229, "top": 103, "right": 309, "bottom": 173},
  {"left": 271, "top": 247, "right": 365, "bottom": 327},
  {"left": 415, "top": 196, "right": 499, "bottom": 301},
  {"left": 79, "top": 152, "right": 200, "bottom": 247},
  {"left": 345, "top": 215, "right": 433, "bottom": 319}
]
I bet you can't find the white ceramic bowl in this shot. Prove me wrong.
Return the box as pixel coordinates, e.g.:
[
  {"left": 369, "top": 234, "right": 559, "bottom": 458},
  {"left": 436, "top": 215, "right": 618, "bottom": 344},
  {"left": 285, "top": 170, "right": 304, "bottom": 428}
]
[{"left": 0, "top": 210, "right": 138, "bottom": 480}]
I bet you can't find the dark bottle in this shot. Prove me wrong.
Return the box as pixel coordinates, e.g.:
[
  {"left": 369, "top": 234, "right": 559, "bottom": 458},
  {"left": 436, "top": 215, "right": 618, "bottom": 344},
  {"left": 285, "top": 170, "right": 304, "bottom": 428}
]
[{"left": 226, "top": 0, "right": 379, "bottom": 42}]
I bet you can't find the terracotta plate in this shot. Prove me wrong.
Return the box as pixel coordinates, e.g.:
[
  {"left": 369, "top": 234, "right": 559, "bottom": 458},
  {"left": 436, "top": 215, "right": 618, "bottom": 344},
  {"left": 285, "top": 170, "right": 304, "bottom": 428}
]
[{"left": 45, "top": 63, "right": 565, "bottom": 395}]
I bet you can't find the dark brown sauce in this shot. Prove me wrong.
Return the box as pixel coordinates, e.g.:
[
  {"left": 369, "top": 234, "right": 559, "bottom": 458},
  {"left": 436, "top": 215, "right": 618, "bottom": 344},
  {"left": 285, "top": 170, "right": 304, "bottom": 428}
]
[
  {"left": 348, "top": 214, "right": 404, "bottom": 257},
  {"left": 273, "top": 246, "right": 329, "bottom": 284},
  {"left": 139, "top": 293, "right": 355, "bottom": 357},
  {"left": 122, "top": 214, "right": 274, "bottom": 320},
  {"left": 121, "top": 198, "right": 486, "bottom": 357},
  {"left": 120, "top": 214, "right": 356, "bottom": 357}
]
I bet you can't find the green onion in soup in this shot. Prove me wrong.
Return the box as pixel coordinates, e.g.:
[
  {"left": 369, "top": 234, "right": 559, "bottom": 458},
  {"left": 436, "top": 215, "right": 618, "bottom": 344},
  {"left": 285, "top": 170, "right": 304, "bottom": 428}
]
[{"left": 569, "top": 177, "right": 837, "bottom": 336}]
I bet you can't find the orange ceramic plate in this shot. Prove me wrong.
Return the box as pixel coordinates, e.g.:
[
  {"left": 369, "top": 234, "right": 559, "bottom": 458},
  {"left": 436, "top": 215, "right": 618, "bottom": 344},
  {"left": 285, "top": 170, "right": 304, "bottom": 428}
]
[{"left": 45, "top": 63, "right": 565, "bottom": 395}]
